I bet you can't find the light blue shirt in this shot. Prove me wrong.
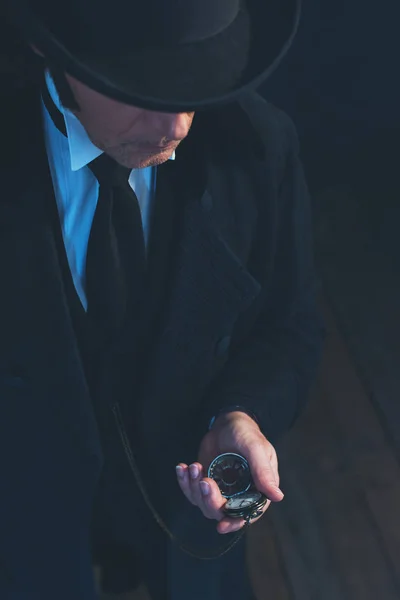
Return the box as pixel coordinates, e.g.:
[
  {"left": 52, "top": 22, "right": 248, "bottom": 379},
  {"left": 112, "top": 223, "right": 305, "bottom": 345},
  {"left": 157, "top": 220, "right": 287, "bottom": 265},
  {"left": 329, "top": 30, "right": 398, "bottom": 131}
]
[{"left": 42, "top": 71, "right": 175, "bottom": 310}]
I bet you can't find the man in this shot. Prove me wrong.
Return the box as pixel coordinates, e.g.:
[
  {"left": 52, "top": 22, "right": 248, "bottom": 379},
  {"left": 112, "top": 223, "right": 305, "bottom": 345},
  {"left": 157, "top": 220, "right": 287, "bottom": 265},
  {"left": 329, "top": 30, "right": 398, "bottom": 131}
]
[{"left": 1, "top": 0, "right": 323, "bottom": 598}]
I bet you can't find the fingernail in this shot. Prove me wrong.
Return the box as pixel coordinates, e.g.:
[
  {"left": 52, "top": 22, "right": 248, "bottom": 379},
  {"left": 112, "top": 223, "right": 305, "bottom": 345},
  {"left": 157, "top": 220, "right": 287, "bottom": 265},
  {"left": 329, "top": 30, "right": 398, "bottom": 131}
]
[
  {"left": 276, "top": 487, "right": 284, "bottom": 498},
  {"left": 176, "top": 465, "right": 185, "bottom": 479},
  {"left": 189, "top": 464, "right": 199, "bottom": 479},
  {"left": 200, "top": 481, "right": 210, "bottom": 496}
]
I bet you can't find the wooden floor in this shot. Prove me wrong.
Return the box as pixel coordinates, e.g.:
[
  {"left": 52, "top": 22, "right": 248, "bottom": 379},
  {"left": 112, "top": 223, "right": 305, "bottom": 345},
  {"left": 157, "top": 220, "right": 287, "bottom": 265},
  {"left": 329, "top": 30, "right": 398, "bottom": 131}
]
[
  {"left": 248, "top": 302, "right": 400, "bottom": 600},
  {"left": 100, "top": 301, "right": 400, "bottom": 599}
]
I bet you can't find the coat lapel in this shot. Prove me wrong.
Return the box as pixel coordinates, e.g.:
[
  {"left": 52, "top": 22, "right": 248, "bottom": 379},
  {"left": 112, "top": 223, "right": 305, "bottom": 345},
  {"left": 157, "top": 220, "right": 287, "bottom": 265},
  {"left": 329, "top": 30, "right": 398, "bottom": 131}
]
[
  {"left": 142, "top": 103, "right": 265, "bottom": 354},
  {"left": 0, "top": 94, "right": 103, "bottom": 470}
]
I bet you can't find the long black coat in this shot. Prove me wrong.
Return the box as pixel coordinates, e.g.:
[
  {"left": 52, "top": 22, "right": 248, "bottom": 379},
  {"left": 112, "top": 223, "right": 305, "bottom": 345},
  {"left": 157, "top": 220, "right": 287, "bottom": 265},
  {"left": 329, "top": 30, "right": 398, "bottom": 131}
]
[{"left": 0, "top": 85, "right": 323, "bottom": 598}]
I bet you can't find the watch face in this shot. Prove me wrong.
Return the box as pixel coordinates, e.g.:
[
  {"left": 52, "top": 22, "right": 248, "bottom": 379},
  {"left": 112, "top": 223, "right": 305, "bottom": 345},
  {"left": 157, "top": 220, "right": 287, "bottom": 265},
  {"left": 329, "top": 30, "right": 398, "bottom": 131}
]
[
  {"left": 225, "top": 490, "right": 264, "bottom": 511},
  {"left": 208, "top": 453, "right": 252, "bottom": 497}
]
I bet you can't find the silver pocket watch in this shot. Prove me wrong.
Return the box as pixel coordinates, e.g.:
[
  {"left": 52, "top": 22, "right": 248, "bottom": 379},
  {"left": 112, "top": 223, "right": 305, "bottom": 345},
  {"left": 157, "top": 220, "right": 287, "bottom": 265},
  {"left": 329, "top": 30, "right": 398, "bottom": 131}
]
[{"left": 208, "top": 452, "right": 267, "bottom": 520}]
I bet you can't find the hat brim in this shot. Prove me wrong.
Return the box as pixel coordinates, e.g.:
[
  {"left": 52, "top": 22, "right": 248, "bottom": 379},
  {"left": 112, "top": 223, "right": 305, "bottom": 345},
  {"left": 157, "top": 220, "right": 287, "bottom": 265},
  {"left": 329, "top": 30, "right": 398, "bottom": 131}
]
[{"left": 9, "top": 0, "right": 301, "bottom": 112}]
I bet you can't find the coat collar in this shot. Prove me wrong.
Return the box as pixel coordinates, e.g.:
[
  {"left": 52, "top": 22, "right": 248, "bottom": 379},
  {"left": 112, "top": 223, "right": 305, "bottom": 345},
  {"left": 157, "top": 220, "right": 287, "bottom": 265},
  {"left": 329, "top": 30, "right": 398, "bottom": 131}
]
[{"left": 190, "top": 94, "right": 266, "bottom": 162}]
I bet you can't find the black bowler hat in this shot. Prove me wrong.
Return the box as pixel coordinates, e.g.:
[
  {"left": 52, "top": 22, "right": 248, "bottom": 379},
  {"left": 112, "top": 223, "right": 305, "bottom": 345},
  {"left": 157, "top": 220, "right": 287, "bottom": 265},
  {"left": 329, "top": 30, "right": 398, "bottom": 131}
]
[{"left": 7, "top": 0, "right": 300, "bottom": 112}]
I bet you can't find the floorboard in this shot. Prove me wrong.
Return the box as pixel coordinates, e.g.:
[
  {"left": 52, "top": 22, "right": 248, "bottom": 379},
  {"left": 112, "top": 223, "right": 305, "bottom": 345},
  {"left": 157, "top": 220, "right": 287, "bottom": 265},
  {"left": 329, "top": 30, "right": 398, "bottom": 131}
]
[{"left": 250, "top": 301, "right": 400, "bottom": 600}]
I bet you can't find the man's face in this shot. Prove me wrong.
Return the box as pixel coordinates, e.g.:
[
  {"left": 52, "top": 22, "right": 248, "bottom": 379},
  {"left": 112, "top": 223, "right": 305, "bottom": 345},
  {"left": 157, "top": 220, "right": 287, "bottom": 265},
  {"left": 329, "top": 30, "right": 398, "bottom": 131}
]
[{"left": 66, "top": 73, "right": 195, "bottom": 169}]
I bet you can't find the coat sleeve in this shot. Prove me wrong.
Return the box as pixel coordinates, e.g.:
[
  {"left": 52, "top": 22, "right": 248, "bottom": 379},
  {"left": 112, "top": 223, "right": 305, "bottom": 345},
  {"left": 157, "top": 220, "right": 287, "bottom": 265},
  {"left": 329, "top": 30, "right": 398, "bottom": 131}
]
[{"left": 196, "top": 118, "right": 325, "bottom": 445}]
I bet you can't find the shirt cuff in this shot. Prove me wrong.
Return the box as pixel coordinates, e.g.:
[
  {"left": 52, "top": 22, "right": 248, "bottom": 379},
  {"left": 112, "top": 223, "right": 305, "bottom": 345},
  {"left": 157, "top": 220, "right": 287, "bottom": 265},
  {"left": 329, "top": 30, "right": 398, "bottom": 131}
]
[{"left": 208, "top": 405, "right": 260, "bottom": 431}]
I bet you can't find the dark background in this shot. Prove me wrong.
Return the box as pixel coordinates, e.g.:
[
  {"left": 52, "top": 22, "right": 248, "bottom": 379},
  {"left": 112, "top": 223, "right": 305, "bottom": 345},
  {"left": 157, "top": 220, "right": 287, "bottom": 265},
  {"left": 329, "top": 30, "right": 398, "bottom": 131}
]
[
  {"left": 260, "top": 0, "right": 399, "bottom": 195},
  {"left": 258, "top": 0, "right": 400, "bottom": 453}
]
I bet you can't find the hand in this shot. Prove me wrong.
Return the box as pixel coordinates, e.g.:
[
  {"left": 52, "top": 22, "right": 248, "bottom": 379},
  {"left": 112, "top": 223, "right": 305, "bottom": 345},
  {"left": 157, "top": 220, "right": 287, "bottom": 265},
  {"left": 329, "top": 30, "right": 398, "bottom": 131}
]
[{"left": 176, "top": 411, "right": 284, "bottom": 534}]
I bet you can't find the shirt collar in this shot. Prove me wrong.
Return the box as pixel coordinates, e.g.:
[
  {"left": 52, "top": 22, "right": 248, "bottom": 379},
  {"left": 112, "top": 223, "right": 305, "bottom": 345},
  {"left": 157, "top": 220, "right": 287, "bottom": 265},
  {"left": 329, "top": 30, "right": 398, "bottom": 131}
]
[
  {"left": 44, "top": 70, "right": 175, "bottom": 172},
  {"left": 45, "top": 70, "right": 103, "bottom": 172}
]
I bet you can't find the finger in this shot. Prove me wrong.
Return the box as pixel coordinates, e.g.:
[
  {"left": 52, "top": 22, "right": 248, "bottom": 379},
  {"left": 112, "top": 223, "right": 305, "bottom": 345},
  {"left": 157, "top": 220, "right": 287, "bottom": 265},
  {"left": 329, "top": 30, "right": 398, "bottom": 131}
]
[
  {"left": 270, "top": 452, "right": 280, "bottom": 488},
  {"left": 177, "top": 464, "right": 226, "bottom": 519},
  {"left": 217, "top": 517, "right": 246, "bottom": 535},
  {"left": 197, "top": 477, "right": 227, "bottom": 520},
  {"left": 246, "top": 442, "right": 284, "bottom": 502},
  {"left": 176, "top": 463, "right": 197, "bottom": 506},
  {"left": 188, "top": 462, "right": 204, "bottom": 507},
  {"left": 217, "top": 499, "right": 271, "bottom": 534}
]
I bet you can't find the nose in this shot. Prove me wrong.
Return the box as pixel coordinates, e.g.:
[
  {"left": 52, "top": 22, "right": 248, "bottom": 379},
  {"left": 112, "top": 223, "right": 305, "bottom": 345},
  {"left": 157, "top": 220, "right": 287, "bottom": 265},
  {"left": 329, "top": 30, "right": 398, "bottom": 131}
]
[{"left": 155, "top": 112, "right": 193, "bottom": 142}]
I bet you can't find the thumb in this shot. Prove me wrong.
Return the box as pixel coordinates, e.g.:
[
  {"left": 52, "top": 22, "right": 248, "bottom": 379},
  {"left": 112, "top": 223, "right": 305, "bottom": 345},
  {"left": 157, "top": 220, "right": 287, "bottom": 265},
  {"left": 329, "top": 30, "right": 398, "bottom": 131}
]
[{"left": 246, "top": 441, "right": 284, "bottom": 502}]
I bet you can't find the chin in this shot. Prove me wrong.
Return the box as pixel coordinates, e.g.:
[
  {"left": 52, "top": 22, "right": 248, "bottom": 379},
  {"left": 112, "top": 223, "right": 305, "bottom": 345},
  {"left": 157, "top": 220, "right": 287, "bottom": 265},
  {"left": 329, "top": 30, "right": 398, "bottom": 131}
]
[
  {"left": 135, "top": 152, "right": 173, "bottom": 169},
  {"left": 110, "top": 146, "right": 176, "bottom": 170}
]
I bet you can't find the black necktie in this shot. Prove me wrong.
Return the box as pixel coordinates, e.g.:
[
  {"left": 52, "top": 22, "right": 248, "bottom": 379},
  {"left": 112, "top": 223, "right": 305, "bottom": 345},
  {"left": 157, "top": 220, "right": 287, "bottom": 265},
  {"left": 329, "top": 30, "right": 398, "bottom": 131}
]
[{"left": 41, "top": 81, "right": 146, "bottom": 342}]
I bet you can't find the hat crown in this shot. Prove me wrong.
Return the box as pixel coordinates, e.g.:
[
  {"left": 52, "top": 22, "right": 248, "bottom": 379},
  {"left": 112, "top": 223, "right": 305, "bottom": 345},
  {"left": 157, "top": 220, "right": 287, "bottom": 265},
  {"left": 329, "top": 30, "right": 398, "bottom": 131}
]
[
  {"left": 33, "top": 0, "right": 241, "bottom": 51},
  {"left": 7, "top": 0, "right": 301, "bottom": 112}
]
